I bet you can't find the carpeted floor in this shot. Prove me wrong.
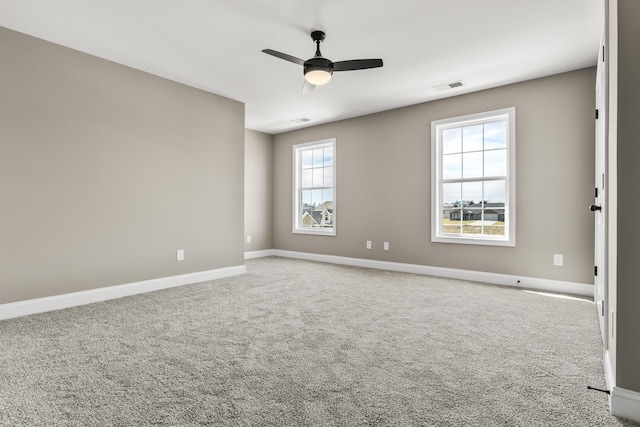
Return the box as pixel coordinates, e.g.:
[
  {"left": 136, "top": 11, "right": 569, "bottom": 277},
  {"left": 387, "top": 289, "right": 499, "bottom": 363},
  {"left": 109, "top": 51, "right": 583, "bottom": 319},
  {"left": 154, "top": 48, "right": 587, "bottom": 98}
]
[{"left": 0, "top": 257, "right": 636, "bottom": 426}]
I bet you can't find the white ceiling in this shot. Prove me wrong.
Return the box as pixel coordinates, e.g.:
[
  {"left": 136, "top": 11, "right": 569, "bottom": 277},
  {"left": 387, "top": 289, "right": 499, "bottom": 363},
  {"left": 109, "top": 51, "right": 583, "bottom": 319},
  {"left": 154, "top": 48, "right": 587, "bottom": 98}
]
[{"left": 0, "top": 0, "right": 602, "bottom": 135}]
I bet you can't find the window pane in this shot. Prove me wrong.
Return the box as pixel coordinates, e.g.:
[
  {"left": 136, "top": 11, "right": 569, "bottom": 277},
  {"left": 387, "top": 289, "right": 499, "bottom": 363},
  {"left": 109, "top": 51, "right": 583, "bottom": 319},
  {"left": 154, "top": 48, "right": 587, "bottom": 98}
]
[
  {"left": 312, "top": 168, "right": 323, "bottom": 187},
  {"left": 312, "top": 148, "right": 324, "bottom": 167},
  {"left": 443, "top": 214, "right": 462, "bottom": 234},
  {"left": 302, "top": 150, "right": 313, "bottom": 169},
  {"left": 463, "top": 209, "right": 483, "bottom": 234},
  {"left": 484, "top": 149, "right": 507, "bottom": 177},
  {"left": 482, "top": 202, "right": 505, "bottom": 235},
  {"left": 484, "top": 180, "right": 505, "bottom": 206},
  {"left": 323, "top": 189, "right": 333, "bottom": 204},
  {"left": 484, "top": 221, "right": 505, "bottom": 236},
  {"left": 442, "top": 208, "right": 456, "bottom": 223},
  {"left": 484, "top": 121, "right": 507, "bottom": 149},
  {"left": 300, "top": 207, "right": 308, "bottom": 227},
  {"left": 442, "top": 182, "right": 461, "bottom": 205},
  {"left": 324, "top": 147, "right": 333, "bottom": 166},
  {"left": 463, "top": 125, "right": 483, "bottom": 152},
  {"left": 324, "top": 167, "right": 333, "bottom": 187},
  {"left": 302, "top": 190, "right": 312, "bottom": 206},
  {"left": 483, "top": 176, "right": 506, "bottom": 235},
  {"left": 442, "top": 128, "right": 461, "bottom": 154},
  {"left": 462, "top": 181, "right": 482, "bottom": 206},
  {"left": 302, "top": 169, "right": 312, "bottom": 188},
  {"left": 312, "top": 189, "right": 323, "bottom": 206},
  {"left": 443, "top": 154, "right": 461, "bottom": 179},
  {"left": 462, "top": 152, "right": 483, "bottom": 178}
]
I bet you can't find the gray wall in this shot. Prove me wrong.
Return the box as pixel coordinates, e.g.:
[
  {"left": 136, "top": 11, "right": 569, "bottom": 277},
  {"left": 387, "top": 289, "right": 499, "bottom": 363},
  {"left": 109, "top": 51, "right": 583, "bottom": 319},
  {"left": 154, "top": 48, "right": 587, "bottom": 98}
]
[
  {"left": 273, "top": 68, "right": 596, "bottom": 284},
  {"left": 245, "top": 129, "right": 273, "bottom": 252},
  {"left": 616, "top": 0, "right": 640, "bottom": 392},
  {"left": 0, "top": 27, "right": 245, "bottom": 304}
]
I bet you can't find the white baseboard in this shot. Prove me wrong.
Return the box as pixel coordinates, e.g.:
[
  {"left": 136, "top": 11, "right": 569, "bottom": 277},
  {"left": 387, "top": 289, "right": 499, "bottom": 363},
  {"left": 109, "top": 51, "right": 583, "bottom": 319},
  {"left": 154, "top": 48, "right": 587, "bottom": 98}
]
[
  {"left": 257, "top": 250, "right": 593, "bottom": 297},
  {"left": 0, "top": 265, "right": 246, "bottom": 321},
  {"left": 611, "top": 386, "right": 640, "bottom": 423},
  {"left": 245, "top": 249, "right": 275, "bottom": 259}
]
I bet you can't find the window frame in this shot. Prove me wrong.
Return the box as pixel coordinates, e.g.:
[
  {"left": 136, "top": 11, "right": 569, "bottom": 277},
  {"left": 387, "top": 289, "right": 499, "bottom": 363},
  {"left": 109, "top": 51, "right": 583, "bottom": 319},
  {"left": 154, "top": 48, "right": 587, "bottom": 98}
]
[
  {"left": 292, "top": 138, "right": 336, "bottom": 236},
  {"left": 431, "top": 107, "right": 516, "bottom": 246}
]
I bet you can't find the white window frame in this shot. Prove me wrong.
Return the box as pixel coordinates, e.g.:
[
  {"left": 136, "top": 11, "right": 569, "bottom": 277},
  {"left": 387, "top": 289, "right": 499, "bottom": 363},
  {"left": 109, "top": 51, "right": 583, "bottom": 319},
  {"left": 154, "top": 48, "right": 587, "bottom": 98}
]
[
  {"left": 431, "top": 107, "right": 516, "bottom": 246},
  {"left": 293, "top": 138, "right": 336, "bottom": 236}
]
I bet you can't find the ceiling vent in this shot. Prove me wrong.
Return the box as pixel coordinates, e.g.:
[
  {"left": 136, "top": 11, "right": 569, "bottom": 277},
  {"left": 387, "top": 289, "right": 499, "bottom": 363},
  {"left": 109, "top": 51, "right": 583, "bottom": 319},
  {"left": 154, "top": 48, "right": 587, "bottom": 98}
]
[{"left": 433, "top": 81, "right": 463, "bottom": 92}]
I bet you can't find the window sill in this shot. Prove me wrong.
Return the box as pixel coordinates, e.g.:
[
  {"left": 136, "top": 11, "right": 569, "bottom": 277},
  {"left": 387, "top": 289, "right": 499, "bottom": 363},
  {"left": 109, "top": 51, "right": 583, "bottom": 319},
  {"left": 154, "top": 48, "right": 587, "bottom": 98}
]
[
  {"left": 293, "top": 229, "right": 336, "bottom": 237},
  {"left": 432, "top": 235, "right": 515, "bottom": 247}
]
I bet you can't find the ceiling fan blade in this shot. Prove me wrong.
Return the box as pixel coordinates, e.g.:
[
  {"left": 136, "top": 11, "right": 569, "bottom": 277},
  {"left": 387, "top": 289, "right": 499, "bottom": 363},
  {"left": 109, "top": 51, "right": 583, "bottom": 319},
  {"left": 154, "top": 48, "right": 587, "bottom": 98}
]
[
  {"left": 302, "top": 80, "right": 316, "bottom": 94},
  {"left": 333, "top": 59, "right": 383, "bottom": 72},
  {"left": 262, "top": 49, "right": 304, "bottom": 66}
]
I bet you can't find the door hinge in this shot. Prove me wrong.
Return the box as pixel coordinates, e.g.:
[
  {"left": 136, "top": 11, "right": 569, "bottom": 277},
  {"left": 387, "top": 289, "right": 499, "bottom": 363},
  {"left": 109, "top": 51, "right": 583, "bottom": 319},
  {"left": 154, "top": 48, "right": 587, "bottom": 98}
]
[
  {"left": 594, "top": 266, "right": 598, "bottom": 276},
  {"left": 596, "top": 109, "right": 599, "bottom": 119}
]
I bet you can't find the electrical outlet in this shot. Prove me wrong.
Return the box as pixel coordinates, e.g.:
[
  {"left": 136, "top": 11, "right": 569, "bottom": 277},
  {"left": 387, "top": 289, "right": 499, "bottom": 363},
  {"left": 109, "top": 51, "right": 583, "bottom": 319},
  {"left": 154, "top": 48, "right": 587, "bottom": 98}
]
[
  {"left": 177, "top": 249, "right": 185, "bottom": 261},
  {"left": 384, "top": 242, "right": 389, "bottom": 251},
  {"left": 366, "top": 240, "right": 372, "bottom": 250},
  {"left": 553, "top": 254, "right": 563, "bottom": 266}
]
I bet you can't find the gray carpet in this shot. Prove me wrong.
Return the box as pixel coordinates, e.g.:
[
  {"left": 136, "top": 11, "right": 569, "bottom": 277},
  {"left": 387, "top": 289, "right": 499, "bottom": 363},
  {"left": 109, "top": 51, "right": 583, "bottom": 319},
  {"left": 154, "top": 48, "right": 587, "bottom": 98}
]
[{"left": 0, "top": 257, "right": 636, "bottom": 426}]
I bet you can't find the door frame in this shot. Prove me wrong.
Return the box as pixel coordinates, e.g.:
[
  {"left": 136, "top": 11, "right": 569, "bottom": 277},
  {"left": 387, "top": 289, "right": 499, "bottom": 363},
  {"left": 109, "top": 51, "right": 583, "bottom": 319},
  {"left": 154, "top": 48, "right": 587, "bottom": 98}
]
[{"left": 594, "top": 2, "right": 608, "bottom": 346}]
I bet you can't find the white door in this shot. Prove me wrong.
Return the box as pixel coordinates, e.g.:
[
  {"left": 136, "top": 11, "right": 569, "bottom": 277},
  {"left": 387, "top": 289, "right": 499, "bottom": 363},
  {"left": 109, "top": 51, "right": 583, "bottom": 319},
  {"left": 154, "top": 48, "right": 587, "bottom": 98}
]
[{"left": 593, "top": 8, "right": 607, "bottom": 344}]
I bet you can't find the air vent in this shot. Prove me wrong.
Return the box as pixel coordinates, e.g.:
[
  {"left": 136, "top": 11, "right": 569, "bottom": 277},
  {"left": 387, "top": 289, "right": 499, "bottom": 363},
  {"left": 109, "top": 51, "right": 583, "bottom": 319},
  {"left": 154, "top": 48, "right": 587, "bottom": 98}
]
[{"left": 433, "top": 81, "right": 464, "bottom": 92}]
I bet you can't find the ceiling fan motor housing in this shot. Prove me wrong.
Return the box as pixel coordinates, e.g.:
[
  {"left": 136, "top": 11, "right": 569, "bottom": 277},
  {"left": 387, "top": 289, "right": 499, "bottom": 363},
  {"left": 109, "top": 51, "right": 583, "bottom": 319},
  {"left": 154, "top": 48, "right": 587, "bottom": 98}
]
[{"left": 304, "top": 56, "right": 334, "bottom": 77}]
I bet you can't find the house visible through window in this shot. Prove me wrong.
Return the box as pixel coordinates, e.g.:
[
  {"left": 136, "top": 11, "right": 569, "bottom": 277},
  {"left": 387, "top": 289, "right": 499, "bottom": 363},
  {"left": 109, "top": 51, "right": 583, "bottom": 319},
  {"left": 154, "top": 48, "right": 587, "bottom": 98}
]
[
  {"left": 293, "top": 138, "right": 335, "bottom": 235},
  {"left": 431, "top": 108, "right": 515, "bottom": 246}
]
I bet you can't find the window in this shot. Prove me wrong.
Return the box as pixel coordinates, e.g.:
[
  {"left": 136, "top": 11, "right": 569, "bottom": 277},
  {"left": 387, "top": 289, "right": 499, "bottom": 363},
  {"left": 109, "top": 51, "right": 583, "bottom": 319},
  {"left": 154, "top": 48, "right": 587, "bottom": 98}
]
[
  {"left": 431, "top": 108, "right": 515, "bottom": 246},
  {"left": 293, "top": 138, "right": 336, "bottom": 235}
]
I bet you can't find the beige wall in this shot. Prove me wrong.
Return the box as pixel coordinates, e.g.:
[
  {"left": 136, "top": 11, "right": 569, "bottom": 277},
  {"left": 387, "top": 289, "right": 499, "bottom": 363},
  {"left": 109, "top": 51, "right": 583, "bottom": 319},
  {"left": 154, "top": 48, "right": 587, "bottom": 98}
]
[
  {"left": 245, "top": 129, "right": 273, "bottom": 252},
  {"left": 615, "top": 0, "right": 640, "bottom": 392},
  {"left": 0, "top": 27, "right": 245, "bottom": 304},
  {"left": 273, "top": 68, "right": 596, "bottom": 284}
]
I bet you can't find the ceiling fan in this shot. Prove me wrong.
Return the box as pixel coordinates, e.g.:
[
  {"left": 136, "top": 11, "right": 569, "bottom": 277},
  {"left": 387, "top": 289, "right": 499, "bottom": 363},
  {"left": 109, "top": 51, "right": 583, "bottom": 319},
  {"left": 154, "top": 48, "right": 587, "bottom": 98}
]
[{"left": 262, "top": 30, "right": 383, "bottom": 93}]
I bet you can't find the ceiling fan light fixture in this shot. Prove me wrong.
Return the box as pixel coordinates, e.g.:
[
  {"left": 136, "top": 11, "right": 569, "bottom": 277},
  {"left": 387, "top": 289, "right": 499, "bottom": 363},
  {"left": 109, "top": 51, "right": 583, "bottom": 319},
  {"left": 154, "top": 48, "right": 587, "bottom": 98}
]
[
  {"left": 304, "top": 56, "right": 333, "bottom": 85},
  {"left": 305, "top": 69, "right": 332, "bottom": 85}
]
